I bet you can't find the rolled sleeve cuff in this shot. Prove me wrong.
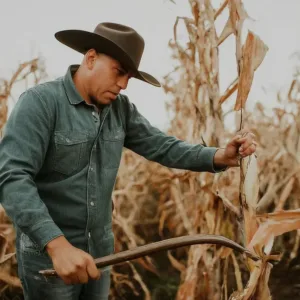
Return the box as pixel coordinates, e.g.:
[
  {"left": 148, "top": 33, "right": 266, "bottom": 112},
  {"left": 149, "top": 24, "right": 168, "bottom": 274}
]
[
  {"left": 196, "top": 147, "right": 227, "bottom": 173},
  {"left": 27, "top": 220, "right": 64, "bottom": 250}
]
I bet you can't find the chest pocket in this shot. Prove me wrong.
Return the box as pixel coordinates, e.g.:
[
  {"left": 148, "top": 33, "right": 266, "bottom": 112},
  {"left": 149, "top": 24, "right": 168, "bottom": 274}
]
[
  {"left": 100, "top": 127, "right": 125, "bottom": 169},
  {"left": 53, "top": 131, "right": 89, "bottom": 175}
]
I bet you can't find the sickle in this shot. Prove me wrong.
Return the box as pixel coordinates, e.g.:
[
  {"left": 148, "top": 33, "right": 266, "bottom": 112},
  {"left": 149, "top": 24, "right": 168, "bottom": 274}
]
[{"left": 39, "top": 234, "right": 259, "bottom": 277}]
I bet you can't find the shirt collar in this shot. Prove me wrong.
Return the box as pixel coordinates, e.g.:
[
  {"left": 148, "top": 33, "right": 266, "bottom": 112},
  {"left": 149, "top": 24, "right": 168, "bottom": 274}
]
[{"left": 63, "top": 65, "right": 85, "bottom": 105}]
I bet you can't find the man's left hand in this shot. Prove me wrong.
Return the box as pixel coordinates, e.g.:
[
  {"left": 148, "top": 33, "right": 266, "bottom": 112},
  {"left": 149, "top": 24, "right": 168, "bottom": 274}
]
[{"left": 214, "top": 131, "right": 257, "bottom": 169}]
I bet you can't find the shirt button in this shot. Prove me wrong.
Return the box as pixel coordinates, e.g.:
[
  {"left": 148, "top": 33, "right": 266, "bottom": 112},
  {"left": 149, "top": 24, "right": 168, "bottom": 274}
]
[
  {"left": 88, "top": 232, "right": 91, "bottom": 238},
  {"left": 90, "top": 167, "right": 94, "bottom": 171},
  {"left": 90, "top": 201, "right": 95, "bottom": 206},
  {"left": 66, "top": 138, "right": 70, "bottom": 143},
  {"left": 92, "top": 111, "right": 96, "bottom": 116}
]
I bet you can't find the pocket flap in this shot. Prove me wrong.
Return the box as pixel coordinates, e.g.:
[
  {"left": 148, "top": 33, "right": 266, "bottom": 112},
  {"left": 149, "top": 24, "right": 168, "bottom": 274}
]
[
  {"left": 54, "top": 132, "right": 89, "bottom": 145},
  {"left": 101, "top": 127, "right": 125, "bottom": 141}
]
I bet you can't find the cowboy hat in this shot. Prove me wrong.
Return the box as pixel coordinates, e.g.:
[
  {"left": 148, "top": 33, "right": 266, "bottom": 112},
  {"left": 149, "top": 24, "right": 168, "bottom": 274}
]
[{"left": 55, "top": 22, "right": 161, "bottom": 87}]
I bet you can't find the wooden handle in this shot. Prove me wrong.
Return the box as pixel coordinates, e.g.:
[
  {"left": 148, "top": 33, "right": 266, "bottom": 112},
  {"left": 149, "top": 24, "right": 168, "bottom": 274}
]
[{"left": 39, "top": 234, "right": 259, "bottom": 277}]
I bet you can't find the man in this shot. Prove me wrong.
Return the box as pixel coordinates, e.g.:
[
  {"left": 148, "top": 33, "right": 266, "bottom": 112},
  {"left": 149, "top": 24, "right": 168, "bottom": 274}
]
[{"left": 0, "top": 22, "right": 256, "bottom": 300}]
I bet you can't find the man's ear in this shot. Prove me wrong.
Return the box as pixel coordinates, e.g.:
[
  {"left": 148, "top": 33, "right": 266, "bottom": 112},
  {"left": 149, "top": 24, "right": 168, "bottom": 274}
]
[{"left": 85, "top": 49, "right": 98, "bottom": 70}]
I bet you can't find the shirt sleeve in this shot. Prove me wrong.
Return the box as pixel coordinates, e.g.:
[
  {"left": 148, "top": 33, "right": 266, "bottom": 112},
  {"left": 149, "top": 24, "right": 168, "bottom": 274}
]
[
  {"left": 0, "top": 89, "right": 63, "bottom": 249},
  {"left": 123, "top": 96, "right": 226, "bottom": 173}
]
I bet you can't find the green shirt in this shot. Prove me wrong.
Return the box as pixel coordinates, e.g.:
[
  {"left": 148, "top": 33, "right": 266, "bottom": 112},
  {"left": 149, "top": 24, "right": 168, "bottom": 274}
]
[{"left": 0, "top": 65, "right": 222, "bottom": 259}]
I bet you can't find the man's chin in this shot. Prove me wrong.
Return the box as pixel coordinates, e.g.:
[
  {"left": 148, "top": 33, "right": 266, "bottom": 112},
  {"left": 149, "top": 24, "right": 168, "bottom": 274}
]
[
  {"left": 90, "top": 96, "right": 112, "bottom": 106},
  {"left": 107, "top": 95, "right": 118, "bottom": 102},
  {"left": 104, "top": 97, "right": 114, "bottom": 104}
]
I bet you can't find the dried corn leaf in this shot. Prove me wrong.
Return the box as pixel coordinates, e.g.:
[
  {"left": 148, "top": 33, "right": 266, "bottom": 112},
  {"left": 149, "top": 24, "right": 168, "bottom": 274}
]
[
  {"left": 219, "top": 78, "right": 239, "bottom": 105},
  {"left": 254, "top": 263, "right": 272, "bottom": 300},
  {"left": 230, "top": 252, "right": 243, "bottom": 292},
  {"left": 217, "top": 17, "right": 234, "bottom": 46},
  {"left": 276, "top": 177, "right": 295, "bottom": 211},
  {"left": 218, "top": 246, "right": 233, "bottom": 260},
  {"left": 230, "top": 259, "right": 272, "bottom": 300},
  {"left": 258, "top": 209, "right": 300, "bottom": 221},
  {"left": 176, "top": 246, "right": 208, "bottom": 300},
  {"left": 214, "top": 0, "right": 229, "bottom": 20},
  {"left": 256, "top": 173, "right": 277, "bottom": 213},
  {"left": 129, "top": 262, "right": 151, "bottom": 300},
  {"left": 135, "top": 257, "right": 159, "bottom": 276},
  {"left": 234, "top": 31, "right": 268, "bottom": 110},
  {"left": 0, "top": 252, "right": 15, "bottom": 264},
  {"left": 229, "top": 260, "right": 262, "bottom": 300},
  {"left": 211, "top": 247, "right": 232, "bottom": 268},
  {"left": 228, "top": 0, "right": 249, "bottom": 68},
  {"left": 228, "top": 0, "right": 249, "bottom": 32},
  {"left": 0, "top": 233, "right": 7, "bottom": 261},
  {"left": 167, "top": 251, "right": 186, "bottom": 273},
  {"left": 249, "top": 210, "right": 300, "bottom": 253},
  {"left": 263, "top": 234, "right": 274, "bottom": 255},
  {"left": 205, "top": 211, "right": 216, "bottom": 234},
  {"left": 0, "top": 271, "right": 22, "bottom": 288},
  {"left": 243, "top": 209, "right": 259, "bottom": 247},
  {"left": 212, "top": 173, "right": 240, "bottom": 216},
  {"left": 217, "top": 191, "right": 240, "bottom": 217},
  {"left": 171, "top": 182, "right": 196, "bottom": 235}
]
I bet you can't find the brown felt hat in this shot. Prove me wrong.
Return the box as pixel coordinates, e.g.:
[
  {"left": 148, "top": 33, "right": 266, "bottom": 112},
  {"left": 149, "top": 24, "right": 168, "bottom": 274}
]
[{"left": 55, "top": 22, "right": 161, "bottom": 87}]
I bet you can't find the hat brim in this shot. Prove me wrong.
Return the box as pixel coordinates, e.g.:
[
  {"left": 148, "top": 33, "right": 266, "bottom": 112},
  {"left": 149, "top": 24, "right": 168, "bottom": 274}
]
[{"left": 55, "top": 30, "right": 161, "bottom": 87}]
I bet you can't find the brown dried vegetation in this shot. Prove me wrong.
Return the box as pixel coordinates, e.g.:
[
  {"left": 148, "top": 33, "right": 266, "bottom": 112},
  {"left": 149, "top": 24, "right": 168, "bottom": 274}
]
[{"left": 0, "top": 1, "right": 300, "bottom": 300}]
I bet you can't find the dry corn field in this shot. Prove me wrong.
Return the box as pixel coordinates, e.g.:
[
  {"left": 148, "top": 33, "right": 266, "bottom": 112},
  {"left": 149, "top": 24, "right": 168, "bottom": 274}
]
[{"left": 1, "top": 1, "right": 300, "bottom": 299}]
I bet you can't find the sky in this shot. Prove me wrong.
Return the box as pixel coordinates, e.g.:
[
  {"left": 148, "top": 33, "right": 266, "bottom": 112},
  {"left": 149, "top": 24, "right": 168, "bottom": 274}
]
[{"left": 1, "top": 0, "right": 300, "bottom": 130}]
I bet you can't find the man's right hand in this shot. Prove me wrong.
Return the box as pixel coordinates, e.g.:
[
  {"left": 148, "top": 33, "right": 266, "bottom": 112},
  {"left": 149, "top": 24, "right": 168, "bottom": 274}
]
[{"left": 45, "top": 236, "right": 100, "bottom": 285}]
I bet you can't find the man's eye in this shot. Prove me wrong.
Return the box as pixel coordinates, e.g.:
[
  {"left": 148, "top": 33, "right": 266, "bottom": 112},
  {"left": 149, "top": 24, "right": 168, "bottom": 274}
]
[{"left": 117, "top": 68, "right": 126, "bottom": 76}]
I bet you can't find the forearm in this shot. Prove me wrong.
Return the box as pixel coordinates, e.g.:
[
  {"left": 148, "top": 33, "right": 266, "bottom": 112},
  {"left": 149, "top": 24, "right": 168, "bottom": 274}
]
[
  {"left": 123, "top": 96, "right": 228, "bottom": 173},
  {"left": 126, "top": 130, "right": 223, "bottom": 172}
]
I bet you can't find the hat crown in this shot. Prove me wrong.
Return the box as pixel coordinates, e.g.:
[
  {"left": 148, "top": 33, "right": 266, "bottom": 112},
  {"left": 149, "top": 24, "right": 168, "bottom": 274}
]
[{"left": 94, "top": 22, "right": 145, "bottom": 68}]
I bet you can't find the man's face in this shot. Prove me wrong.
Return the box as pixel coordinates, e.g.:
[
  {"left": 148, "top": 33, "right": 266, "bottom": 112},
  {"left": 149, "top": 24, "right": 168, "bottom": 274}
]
[{"left": 87, "top": 51, "right": 132, "bottom": 106}]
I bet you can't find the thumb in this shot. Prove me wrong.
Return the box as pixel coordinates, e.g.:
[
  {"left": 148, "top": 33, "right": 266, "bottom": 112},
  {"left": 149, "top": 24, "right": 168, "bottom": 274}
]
[
  {"left": 229, "top": 134, "right": 243, "bottom": 147},
  {"left": 86, "top": 257, "right": 101, "bottom": 280}
]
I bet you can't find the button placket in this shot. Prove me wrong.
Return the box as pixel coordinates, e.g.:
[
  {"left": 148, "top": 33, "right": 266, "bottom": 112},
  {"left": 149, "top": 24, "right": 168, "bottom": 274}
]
[
  {"left": 92, "top": 110, "right": 99, "bottom": 123},
  {"left": 85, "top": 106, "right": 110, "bottom": 251}
]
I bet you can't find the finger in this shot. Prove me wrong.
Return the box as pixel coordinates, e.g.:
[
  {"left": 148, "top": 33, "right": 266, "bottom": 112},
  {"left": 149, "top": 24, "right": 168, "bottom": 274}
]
[
  {"left": 238, "top": 138, "right": 255, "bottom": 153},
  {"left": 240, "top": 144, "right": 256, "bottom": 157},
  {"left": 66, "top": 273, "right": 80, "bottom": 285},
  {"left": 61, "top": 276, "right": 72, "bottom": 285},
  {"left": 77, "top": 268, "right": 89, "bottom": 284},
  {"left": 239, "top": 139, "right": 257, "bottom": 152},
  {"left": 86, "top": 258, "right": 101, "bottom": 280},
  {"left": 236, "top": 133, "right": 255, "bottom": 143},
  {"left": 58, "top": 269, "right": 74, "bottom": 285},
  {"left": 229, "top": 134, "right": 243, "bottom": 147},
  {"left": 236, "top": 133, "right": 255, "bottom": 146},
  {"left": 73, "top": 274, "right": 82, "bottom": 285},
  {"left": 61, "top": 274, "right": 79, "bottom": 285},
  {"left": 237, "top": 135, "right": 256, "bottom": 151}
]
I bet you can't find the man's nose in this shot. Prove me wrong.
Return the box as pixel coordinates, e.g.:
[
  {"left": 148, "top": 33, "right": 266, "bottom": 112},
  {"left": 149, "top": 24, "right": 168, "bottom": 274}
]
[{"left": 118, "top": 75, "right": 129, "bottom": 90}]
